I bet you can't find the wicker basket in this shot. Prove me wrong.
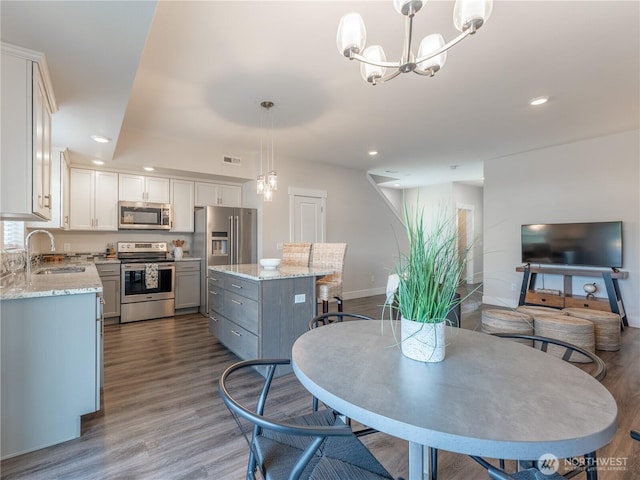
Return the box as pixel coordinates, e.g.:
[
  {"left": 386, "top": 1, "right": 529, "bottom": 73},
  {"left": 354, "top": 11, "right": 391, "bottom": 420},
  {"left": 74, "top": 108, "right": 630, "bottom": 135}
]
[
  {"left": 481, "top": 309, "right": 534, "bottom": 345},
  {"left": 534, "top": 314, "right": 595, "bottom": 362},
  {"left": 563, "top": 308, "right": 621, "bottom": 351}
]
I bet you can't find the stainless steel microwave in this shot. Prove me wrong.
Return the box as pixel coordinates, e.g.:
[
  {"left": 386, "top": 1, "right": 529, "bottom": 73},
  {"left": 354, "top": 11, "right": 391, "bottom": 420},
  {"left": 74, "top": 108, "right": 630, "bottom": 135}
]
[{"left": 119, "top": 202, "right": 172, "bottom": 230}]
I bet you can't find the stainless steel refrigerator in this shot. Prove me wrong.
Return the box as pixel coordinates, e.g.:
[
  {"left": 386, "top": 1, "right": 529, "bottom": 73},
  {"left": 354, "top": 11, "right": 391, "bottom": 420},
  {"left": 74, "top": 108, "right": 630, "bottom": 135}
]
[{"left": 194, "top": 206, "right": 257, "bottom": 314}]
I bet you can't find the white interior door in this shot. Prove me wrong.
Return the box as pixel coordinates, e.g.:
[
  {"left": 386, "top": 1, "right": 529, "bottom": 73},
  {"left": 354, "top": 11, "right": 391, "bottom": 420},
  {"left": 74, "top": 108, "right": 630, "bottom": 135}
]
[{"left": 289, "top": 188, "right": 326, "bottom": 243}]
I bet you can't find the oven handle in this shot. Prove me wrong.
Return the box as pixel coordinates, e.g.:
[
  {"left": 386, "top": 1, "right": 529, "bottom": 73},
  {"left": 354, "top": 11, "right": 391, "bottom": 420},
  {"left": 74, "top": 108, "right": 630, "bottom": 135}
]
[{"left": 122, "top": 264, "right": 176, "bottom": 271}]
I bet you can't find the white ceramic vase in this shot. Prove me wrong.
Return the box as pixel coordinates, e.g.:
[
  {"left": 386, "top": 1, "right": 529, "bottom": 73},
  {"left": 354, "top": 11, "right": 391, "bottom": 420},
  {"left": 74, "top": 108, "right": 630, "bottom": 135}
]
[
  {"left": 173, "top": 246, "right": 183, "bottom": 260},
  {"left": 401, "top": 317, "right": 446, "bottom": 362}
]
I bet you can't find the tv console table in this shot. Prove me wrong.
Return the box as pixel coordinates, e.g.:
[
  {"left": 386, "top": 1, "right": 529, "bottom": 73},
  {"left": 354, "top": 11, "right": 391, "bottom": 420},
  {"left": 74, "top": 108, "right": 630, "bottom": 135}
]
[{"left": 517, "top": 265, "right": 628, "bottom": 328}]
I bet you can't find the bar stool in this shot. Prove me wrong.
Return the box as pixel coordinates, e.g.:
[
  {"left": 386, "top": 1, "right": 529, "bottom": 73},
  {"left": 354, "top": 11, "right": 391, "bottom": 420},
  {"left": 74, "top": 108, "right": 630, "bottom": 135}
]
[{"left": 310, "top": 243, "right": 347, "bottom": 314}]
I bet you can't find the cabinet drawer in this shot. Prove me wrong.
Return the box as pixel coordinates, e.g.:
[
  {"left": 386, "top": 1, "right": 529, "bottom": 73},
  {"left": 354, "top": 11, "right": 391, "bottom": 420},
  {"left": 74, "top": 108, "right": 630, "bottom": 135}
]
[
  {"left": 564, "top": 296, "right": 611, "bottom": 312},
  {"left": 224, "top": 276, "right": 259, "bottom": 300},
  {"left": 176, "top": 260, "right": 200, "bottom": 272},
  {"left": 209, "top": 313, "right": 226, "bottom": 342},
  {"left": 224, "top": 291, "right": 259, "bottom": 335},
  {"left": 224, "top": 320, "right": 259, "bottom": 360},
  {"left": 208, "top": 270, "right": 225, "bottom": 285},
  {"left": 208, "top": 284, "right": 225, "bottom": 314},
  {"left": 525, "top": 291, "right": 565, "bottom": 308},
  {"left": 96, "top": 263, "right": 121, "bottom": 277}
]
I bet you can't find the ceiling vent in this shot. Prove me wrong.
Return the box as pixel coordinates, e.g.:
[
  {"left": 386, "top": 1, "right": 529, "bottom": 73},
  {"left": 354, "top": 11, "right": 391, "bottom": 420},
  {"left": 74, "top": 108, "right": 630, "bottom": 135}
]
[{"left": 223, "top": 155, "right": 241, "bottom": 166}]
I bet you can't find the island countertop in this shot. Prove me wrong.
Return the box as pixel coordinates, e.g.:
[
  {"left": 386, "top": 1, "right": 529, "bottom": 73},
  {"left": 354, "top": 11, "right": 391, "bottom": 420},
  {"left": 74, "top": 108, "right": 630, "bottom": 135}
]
[
  {"left": 209, "top": 264, "right": 333, "bottom": 281},
  {"left": 0, "top": 262, "right": 103, "bottom": 301}
]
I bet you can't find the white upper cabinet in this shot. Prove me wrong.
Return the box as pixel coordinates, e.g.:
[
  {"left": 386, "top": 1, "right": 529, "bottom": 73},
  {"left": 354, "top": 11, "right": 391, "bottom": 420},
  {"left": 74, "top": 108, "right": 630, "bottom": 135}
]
[
  {"left": 194, "top": 182, "right": 241, "bottom": 207},
  {"left": 26, "top": 149, "right": 69, "bottom": 230},
  {"left": 119, "top": 173, "right": 170, "bottom": 203},
  {"left": 170, "top": 179, "right": 195, "bottom": 232},
  {"left": 1, "top": 43, "right": 57, "bottom": 220},
  {"left": 69, "top": 168, "right": 118, "bottom": 231}
]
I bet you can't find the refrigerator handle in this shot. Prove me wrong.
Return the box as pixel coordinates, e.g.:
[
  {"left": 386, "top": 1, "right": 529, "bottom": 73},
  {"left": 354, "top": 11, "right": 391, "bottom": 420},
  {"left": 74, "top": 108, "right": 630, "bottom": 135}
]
[
  {"left": 228, "top": 216, "right": 234, "bottom": 265},
  {"left": 235, "top": 215, "right": 240, "bottom": 264}
]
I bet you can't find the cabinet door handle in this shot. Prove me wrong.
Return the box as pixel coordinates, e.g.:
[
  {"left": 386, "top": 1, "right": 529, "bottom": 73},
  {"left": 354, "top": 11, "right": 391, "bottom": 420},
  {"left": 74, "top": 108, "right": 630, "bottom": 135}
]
[
  {"left": 43, "top": 194, "right": 51, "bottom": 208},
  {"left": 231, "top": 283, "right": 242, "bottom": 289},
  {"left": 231, "top": 299, "right": 242, "bottom": 305},
  {"left": 209, "top": 290, "right": 218, "bottom": 295},
  {"left": 211, "top": 316, "right": 218, "bottom": 322},
  {"left": 230, "top": 330, "right": 242, "bottom": 337}
]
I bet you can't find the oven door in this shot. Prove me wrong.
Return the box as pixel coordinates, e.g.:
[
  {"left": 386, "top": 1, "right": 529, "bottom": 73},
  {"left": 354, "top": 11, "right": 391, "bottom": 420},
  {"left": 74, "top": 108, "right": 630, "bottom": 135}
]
[{"left": 121, "top": 263, "right": 175, "bottom": 303}]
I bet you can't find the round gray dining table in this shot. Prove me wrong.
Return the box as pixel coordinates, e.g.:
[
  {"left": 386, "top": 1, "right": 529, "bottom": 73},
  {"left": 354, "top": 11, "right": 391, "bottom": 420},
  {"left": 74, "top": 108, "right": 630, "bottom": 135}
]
[{"left": 291, "top": 320, "right": 617, "bottom": 480}]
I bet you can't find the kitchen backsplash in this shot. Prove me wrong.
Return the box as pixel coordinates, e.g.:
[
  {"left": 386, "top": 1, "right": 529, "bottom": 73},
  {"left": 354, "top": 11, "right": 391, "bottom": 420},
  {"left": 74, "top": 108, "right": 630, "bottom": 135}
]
[{"left": 24, "top": 230, "right": 193, "bottom": 257}]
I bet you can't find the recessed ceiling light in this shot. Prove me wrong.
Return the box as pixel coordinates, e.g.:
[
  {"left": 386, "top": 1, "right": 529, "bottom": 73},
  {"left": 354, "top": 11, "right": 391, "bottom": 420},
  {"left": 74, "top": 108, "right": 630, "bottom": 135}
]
[
  {"left": 528, "top": 96, "right": 549, "bottom": 106},
  {"left": 393, "top": 183, "right": 401, "bottom": 187},
  {"left": 92, "top": 160, "right": 104, "bottom": 165},
  {"left": 143, "top": 166, "right": 155, "bottom": 172},
  {"left": 91, "top": 135, "right": 111, "bottom": 143},
  {"left": 368, "top": 150, "right": 378, "bottom": 156}
]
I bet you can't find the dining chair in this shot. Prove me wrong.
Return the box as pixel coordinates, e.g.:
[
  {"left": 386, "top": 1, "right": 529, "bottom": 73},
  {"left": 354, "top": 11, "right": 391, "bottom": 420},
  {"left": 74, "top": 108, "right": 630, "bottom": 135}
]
[
  {"left": 281, "top": 242, "right": 312, "bottom": 267},
  {"left": 218, "top": 358, "right": 399, "bottom": 480},
  {"left": 469, "top": 455, "right": 566, "bottom": 480},
  {"left": 466, "top": 333, "right": 607, "bottom": 480},
  {"left": 310, "top": 243, "right": 347, "bottom": 314}
]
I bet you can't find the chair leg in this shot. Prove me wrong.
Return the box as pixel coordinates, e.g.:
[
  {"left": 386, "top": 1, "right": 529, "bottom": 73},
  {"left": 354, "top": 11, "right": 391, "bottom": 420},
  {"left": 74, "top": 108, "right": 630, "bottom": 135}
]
[
  {"left": 431, "top": 447, "right": 438, "bottom": 480},
  {"left": 322, "top": 300, "right": 329, "bottom": 314},
  {"left": 335, "top": 296, "right": 343, "bottom": 312},
  {"left": 585, "top": 451, "right": 598, "bottom": 480},
  {"left": 312, "top": 396, "right": 319, "bottom": 412}
]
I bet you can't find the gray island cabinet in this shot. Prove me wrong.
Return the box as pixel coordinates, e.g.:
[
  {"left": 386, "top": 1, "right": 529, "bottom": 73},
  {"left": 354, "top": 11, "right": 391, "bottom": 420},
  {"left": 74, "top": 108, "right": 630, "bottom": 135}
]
[
  {"left": 0, "top": 265, "right": 103, "bottom": 460},
  {"left": 208, "top": 265, "right": 332, "bottom": 375}
]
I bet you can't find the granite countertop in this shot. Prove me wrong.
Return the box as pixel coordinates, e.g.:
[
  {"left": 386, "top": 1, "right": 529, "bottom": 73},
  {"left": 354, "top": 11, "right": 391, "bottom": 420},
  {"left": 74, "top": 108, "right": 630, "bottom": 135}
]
[
  {"left": 94, "top": 258, "right": 121, "bottom": 264},
  {"left": 175, "top": 257, "right": 201, "bottom": 262},
  {"left": 209, "top": 264, "right": 333, "bottom": 281},
  {"left": 0, "top": 262, "right": 103, "bottom": 300}
]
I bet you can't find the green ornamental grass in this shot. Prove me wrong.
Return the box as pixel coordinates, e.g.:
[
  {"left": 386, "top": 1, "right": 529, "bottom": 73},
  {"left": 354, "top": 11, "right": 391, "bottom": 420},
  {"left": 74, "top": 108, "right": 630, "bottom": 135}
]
[{"left": 396, "top": 204, "right": 471, "bottom": 324}]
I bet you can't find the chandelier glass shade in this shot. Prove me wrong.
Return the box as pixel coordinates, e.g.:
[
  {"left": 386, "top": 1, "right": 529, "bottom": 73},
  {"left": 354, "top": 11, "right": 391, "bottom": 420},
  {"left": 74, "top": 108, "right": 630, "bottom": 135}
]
[
  {"left": 337, "top": 0, "right": 493, "bottom": 85},
  {"left": 256, "top": 101, "right": 277, "bottom": 201}
]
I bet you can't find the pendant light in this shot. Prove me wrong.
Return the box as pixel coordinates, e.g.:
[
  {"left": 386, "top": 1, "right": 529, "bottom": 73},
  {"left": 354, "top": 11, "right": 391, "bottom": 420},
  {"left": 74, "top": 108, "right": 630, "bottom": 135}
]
[{"left": 257, "top": 101, "right": 277, "bottom": 201}]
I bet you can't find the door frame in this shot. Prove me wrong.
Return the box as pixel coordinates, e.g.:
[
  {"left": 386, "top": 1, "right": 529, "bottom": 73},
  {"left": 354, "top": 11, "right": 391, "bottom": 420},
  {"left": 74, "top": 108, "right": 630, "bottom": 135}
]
[{"left": 456, "top": 203, "right": 475, "bottom": 284}]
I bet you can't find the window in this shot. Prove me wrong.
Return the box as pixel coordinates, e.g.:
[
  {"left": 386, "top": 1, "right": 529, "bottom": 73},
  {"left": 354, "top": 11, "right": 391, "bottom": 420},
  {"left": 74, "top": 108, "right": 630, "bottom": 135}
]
[{"left": 2, "top": 221, "right": 25, "bottom": 250}]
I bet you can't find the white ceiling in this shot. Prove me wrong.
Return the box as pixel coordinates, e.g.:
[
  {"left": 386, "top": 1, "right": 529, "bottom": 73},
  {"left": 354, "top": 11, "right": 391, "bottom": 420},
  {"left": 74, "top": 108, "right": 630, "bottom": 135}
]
[{"left": 2, "top": 1, "right": 639, "bottom": 189}]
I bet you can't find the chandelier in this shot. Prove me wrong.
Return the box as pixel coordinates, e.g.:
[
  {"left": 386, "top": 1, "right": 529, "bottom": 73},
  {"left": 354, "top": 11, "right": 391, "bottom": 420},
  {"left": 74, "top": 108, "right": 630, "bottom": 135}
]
[
  {"left": 256, "top": 101, "right": 277, "bottom": 201},
  {"left": 337, "top": 0, "right": 493, "bottom": 85}
]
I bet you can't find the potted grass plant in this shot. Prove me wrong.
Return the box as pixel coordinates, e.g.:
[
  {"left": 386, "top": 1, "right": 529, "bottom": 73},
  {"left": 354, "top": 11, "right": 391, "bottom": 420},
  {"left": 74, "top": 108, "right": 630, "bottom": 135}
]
[{"left": 395, "top": 203, "right": 471, "bottom": 362}]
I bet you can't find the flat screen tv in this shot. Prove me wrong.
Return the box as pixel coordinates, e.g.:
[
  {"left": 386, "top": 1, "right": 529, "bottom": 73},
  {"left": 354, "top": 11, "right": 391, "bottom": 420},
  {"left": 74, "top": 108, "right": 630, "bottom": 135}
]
[{"left": 521, "top": 221, "right": 622, "bottom": 268}]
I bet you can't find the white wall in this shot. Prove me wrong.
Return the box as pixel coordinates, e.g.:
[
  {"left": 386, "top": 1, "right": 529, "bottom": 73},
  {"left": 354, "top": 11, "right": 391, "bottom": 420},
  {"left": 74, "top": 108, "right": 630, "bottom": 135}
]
[
  {"left": 255, "top": 154, "right": 407, "bottom": 299},
  {"left": 483, "top": 129, "right": 639, "bottom": 328}
]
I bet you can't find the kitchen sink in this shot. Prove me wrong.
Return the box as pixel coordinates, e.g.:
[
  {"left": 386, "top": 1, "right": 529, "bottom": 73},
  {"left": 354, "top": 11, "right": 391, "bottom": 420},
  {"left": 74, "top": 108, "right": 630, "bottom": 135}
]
[{"left": 35, "top": 266, "right": 86, "bottom": 275}]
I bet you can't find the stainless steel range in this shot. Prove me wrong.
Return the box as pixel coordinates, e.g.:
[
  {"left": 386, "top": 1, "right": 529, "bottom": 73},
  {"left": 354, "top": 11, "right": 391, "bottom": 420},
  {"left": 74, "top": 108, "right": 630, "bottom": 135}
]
[{"left": 117, "top": 242, "right": 175, "bottom": 323}]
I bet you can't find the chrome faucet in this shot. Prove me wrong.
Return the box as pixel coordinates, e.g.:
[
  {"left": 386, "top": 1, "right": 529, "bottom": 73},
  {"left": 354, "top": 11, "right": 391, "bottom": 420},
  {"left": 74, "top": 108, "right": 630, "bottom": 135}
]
[{"left": 25, "top": 229, "right": 56, "bottom": 285}]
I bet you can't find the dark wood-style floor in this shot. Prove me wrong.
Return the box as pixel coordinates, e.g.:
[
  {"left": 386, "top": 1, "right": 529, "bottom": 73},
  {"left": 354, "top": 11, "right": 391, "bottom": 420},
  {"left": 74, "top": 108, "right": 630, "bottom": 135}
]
[{"left": 2, "top": 293, "right": 639, "bottom": 479}]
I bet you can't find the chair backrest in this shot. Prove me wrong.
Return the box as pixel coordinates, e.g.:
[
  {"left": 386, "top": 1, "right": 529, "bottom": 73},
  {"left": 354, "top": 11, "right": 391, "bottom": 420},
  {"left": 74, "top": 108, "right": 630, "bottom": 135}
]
[
  {"left": 281, "top": 242, "right": 312, "bottom": 267},
  {"left": 491, "top": 333, "right": 607, "bottom": 381},
  {"left": 218, "top": 358, "right": 355, "bottom": 480},
  {"left": 308, "top": 312, "right": 372, "bottom": 330},
  {"left": 310, "top": 243, "right": 347, "bottom": 283}
]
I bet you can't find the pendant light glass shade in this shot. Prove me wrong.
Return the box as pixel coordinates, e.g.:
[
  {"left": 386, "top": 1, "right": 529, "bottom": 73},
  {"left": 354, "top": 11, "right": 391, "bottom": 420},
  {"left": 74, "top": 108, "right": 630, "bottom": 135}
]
[
  {"left": 453, "top": 0, "right": 493, "bottom": 32},
  {"left": 263, "top": 185, "right": 273, "bottom": 202},
  {"left": 360, "top": 45, "right": 387, "bottom": 83},
  {"left": 337, "top": 13, "right": 367, "bottom": 56},
  {"left": 267, "top": 171, "right": 277, "bottom": 190},
  {"left": 416, "top": 34, "right": 447, "bottom": 73},
  {"left": 393, "top": 0, "right": 424, "bottom": 16},
  {"left": 257, "top": 174, "right": 265, "bottom": 194}
]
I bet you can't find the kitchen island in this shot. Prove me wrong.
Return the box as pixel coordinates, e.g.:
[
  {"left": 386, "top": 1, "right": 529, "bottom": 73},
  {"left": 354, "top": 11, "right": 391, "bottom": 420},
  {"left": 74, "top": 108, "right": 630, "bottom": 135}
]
[
  {"left": 208, "top": 264, "right": 332, "bottom": 375},
  {"left": 0, "top": 263, "right": 103, "bottom": 459}
]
